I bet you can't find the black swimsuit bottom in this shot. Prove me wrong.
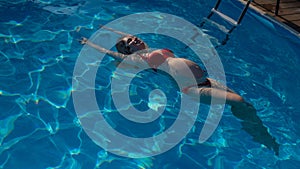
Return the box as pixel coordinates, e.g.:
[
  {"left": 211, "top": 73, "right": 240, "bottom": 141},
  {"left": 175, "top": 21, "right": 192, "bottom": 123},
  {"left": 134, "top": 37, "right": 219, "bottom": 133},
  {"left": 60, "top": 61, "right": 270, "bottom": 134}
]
[{"left": 197, "top": 78, "right": 211, "bottom": 87}]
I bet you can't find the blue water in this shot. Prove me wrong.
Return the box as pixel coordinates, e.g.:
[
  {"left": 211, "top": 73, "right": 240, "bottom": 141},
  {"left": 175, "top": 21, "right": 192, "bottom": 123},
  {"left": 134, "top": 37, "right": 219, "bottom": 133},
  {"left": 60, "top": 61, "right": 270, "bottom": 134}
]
[{"left": 1, "top": 0, "right": 300, "bottom": 168}]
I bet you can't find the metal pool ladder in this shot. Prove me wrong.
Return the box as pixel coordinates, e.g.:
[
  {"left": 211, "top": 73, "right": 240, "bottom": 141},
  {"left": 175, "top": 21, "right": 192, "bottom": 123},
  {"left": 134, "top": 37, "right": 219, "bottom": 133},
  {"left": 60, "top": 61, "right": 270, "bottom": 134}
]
[{"left": 200, "top": 0, "right": 252, "bottom": 46}]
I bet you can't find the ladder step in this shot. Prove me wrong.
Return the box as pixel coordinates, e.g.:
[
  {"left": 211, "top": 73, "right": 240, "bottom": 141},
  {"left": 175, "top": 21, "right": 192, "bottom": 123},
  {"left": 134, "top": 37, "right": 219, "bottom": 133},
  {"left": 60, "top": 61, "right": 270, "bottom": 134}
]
[
  {"left": 202, "top": 18, "right": 230, "bottom": 33},
  {"left": 211, "top": 8, "right": 238, "bottom": 26}
]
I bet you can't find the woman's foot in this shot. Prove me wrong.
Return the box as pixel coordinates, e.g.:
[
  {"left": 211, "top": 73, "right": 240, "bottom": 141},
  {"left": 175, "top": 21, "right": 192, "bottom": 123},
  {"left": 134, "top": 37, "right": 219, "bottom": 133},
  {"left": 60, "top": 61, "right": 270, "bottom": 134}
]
[{"left": 231, "top": 102, "right": 280, "bottom": 156}]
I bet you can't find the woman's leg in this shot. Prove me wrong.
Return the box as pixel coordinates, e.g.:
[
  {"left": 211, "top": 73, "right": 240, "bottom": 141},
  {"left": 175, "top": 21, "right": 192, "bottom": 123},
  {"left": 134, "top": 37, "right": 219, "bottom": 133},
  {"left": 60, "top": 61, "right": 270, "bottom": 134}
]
[
  {"left": 185, "top": 85, "right": 244, "bottom": 106},
  {"left": 185, "top": 86, "right": 280, "bottom": 155}
]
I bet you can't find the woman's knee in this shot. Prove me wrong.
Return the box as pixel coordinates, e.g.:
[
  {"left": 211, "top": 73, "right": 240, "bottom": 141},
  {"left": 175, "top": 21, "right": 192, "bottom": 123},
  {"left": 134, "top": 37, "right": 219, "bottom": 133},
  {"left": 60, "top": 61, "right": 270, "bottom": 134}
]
[{"left": 227, "top": 93, "right": 244, "bottom": 105}]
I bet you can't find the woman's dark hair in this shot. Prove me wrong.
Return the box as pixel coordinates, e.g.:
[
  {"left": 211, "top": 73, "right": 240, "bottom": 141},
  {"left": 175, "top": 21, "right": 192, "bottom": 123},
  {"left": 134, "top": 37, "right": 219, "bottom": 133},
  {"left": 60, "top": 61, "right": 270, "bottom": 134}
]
[
  {"left": 115, "top": 36, "right": 148, "bottom": 55},
  {"left": 115, "top": 36, "right": 132, "bottom": 54}
]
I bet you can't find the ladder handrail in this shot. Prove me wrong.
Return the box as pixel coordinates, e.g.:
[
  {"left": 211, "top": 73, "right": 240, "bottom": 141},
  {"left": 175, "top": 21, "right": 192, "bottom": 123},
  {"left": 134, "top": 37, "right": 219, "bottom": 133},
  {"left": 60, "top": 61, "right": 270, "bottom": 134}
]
[
  {"left": 200, "top": 0, "right": 253, "bottom": 46},
  {"left": 237, "top": 0, "right": 252, "bottom": 24},
  {"left": 210, "top": 0, "right": 252, "bottom": 26},
  {"left": 213, "top": 0, "right": 223, "bottom": 11}
]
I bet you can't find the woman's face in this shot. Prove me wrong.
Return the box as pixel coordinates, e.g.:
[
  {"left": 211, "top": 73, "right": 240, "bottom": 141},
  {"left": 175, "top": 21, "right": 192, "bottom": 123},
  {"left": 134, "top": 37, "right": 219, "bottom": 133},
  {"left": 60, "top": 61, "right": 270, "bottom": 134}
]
[{"left": 118, "top": 36, "right": 147, "bottom": 54}]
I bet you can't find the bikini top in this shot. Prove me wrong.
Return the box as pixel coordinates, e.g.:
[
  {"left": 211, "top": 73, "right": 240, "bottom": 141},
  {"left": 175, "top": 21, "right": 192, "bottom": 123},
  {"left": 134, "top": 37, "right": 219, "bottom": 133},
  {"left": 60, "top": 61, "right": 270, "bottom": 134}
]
[{"left": 141, "top": 49, "right": 175, "bottom": 69}]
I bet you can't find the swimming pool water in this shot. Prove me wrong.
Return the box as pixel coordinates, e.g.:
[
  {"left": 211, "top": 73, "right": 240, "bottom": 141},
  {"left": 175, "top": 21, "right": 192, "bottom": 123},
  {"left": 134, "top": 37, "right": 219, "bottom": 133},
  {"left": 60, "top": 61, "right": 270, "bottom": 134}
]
[{"left": 0, "top": 0, "right": 300, "bottom": 168}]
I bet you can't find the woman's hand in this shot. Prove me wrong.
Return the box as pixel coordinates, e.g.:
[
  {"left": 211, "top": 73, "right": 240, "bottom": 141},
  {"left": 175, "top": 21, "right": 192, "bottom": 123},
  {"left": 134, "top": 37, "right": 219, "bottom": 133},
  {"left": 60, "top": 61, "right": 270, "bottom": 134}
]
[{"left": 79, "top": 37, "right": 88, "bottom": 45}]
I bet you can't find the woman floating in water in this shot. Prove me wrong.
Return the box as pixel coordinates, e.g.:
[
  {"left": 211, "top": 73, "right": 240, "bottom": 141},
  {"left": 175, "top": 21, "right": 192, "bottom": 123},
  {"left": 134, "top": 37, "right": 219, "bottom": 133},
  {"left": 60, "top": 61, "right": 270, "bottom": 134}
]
[{"left": 79, "top": 26, "right": 280, "bottom": 155}]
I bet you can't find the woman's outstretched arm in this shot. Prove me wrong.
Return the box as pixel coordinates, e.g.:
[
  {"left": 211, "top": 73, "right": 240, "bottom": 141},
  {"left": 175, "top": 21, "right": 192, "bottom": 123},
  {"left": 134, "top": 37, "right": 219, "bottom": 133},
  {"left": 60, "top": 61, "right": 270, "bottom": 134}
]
[{"left": 80, "top": 37, "right": 126, "bottom": 61}]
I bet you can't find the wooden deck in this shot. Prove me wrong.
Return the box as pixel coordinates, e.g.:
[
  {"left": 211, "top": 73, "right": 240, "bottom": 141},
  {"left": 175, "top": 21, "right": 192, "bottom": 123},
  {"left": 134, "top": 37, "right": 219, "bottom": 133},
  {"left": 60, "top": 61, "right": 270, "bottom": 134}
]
[{"left": 242, "top": 0, "right": 300, "bottom": 34}]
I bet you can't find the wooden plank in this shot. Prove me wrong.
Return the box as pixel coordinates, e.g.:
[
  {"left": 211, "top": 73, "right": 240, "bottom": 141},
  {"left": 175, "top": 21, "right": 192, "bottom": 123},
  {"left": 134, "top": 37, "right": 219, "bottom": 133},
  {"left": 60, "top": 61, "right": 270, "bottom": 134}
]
[
  {"left": 278, "top": 3, "right": 300, "bottom": 8},
  {"left": 278, "top": 9, "right": 300, "bottom": 15},
  {"left": 282, "top": 14, "right": 300, "bottom": 21}
]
